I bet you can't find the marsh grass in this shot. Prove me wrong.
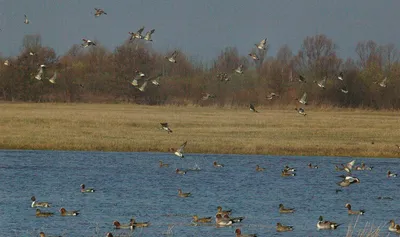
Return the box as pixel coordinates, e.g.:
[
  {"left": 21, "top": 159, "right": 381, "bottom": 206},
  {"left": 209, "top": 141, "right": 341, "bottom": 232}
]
[
  {"left": 0, "top": 103, "right": 399, "bottom": 158},
  {"left": 346, "top": 216, "right": 385, "bottom": 237}
]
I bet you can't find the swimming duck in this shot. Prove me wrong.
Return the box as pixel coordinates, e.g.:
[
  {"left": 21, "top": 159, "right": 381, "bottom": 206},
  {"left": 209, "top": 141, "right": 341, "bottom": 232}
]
[
  {"left": 249, "top": 104, "right": 258, "bottom": 113},
  {"left": 80, "top": 184, "right": 95, "bottom": 193},
  {"left": 345, "top": 203, "right": 364, "bottom": 215},
  {"left": 160, "top": 123, "right": 172, "bottom": 133},
  {"left": 276, "top": 223, "right": 293, "bottom": 232},
  {"left": 24, "top": 14, "right": 29, "bottom": 24},
  {"left": 39, "top": 232, "right": 62, "bottom": 237},
  {"left": 144, "top": 29, "right": 155, "bottom": 41},
  {"left": 31, "top": 196, "right": 51, "bottom": 208},
  {"left": 159, "top": 160, "right": 169, "bottom": 168},
  {"left": 215, "top": 214, "right": 232, "bottom": 226},
  {"left": 255, "top": 38, "right": 267, "bottom": 50},
  {"left": 388, "top": 220, "right": 399, "bottom": 232},
  {"left": 298, "top": 92, "right": 308, "bottom": 105},
  {"left": 284, "top": 165, "right": 296, "bottom": 172},
  {"left": 337, "top": 72, "right": 344, "bottom": 80},
  {"left": 192, "top": 215, "right": 212, "bottom": 223},
  {"left": 317, "top": 216, "right": 340, "bottom": 230},
  {"left": 281, "top": 170, "right": 296, "bottom": 176},
  {"left": 337, "top": 176, "right": 360, "bottom": 187},
  {"left": 213, "top": 161, "right": 224, "bottom": 168},
  {"left": 130, "top": 218, "right": 150, "bottom": 227},
  {"left": 36, "top": 209, "right": 54, "bottom": 217},
  {"left": 279, "top": 204, "right": 295, "bottom": 213},
  {"left": 216, "top": 206, "right": 232, "bottom": 216},
  {"left": 266, "top": 92, "right": 279, "bottom": 100},
  {"left": 248, "top": 53, "right": 259, "bottom": 61},
  {"left": 308, "top": 163, "right": 318, "bottom": 169},
  {"left": 295, "top": 107, "right": 306, "bottom": 116},
  {"left": 113, "top": 220, "right": 133, "bottom": 230},
  {"left": 59, "top": 207, "right": 79, "bottom": 216},
  {"left": 223, "top": 214, "right": 244, "bottom": 223},
  {"left": 387, "top": 170, "right": 397, "bottom": 177},
  {"left": 235, "top": 228, "right": 257, "bottom": 236},
  {"left": 94, "top": 8, "right": 107, "bottom": 17},
  {"left": 48, "top": 72, "right": 57, "bottom": 84},
  {"left": 255, "top": 165, "right": 265, "bottom": 172},
  {"left": 166, "top": 51, "right": 178, "bottom": 63},
  {"left": 129, "top": 26, "right": 145, "bottom": 41},
  {"left": 106, "top": 233, "right": 113, "bottom": 237},
  {"left": 174, "top": 141, "right": 187, "bottom": 158},
  {"left": 235, "top": 64, "right": 244, "bottom": 74},
  {"left": 176, "top": 168, "right": 186, "bottom": 175},
  {"left": 178, "top": 189, "right": 191, "bottom": 198},
  {"left": 81, "top": 39, "right": 96, "bottom": 48},
  {"left": 35, "top": 64, "right": 46, "bottom": 80},
  {"left": 355, "top": 162, "right": 373, "bottom": 171},
  {"left": 314, "top": 77, "right": 326, "bottom": 89}
]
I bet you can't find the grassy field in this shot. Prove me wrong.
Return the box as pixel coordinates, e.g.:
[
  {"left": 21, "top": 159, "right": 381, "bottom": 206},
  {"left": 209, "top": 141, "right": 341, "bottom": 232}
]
[{"left": 0, "top": 103, "right": 399, "bottom": 158}]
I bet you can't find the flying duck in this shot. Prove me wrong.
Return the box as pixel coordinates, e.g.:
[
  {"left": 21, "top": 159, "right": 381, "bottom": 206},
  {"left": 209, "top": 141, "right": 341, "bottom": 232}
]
[
  {"left": 31, "top": 196, "right": 50, "bottom": 208},
  {"left": 81, "top": 39, "right": 96, "bottom": 47},
  {"left": 138, "top": 80, "right": 148, "bottom": 92},
  {"left": 235, "top": 64, "right": 244, "bottom": 74},
  {"left": 129, "top": 26, "right": 145, "bottom": 41},
  {"left": 345, "top": 203, "right": 365, "bottom": 215},
  {"left": 144, "top": 29, "right": 155, "bottom": 41},
  {"left": 343, "top": 160, "right": 356, "bottom": 173},
  {"left": 255, "top": 38, "right": 267, "bottom": 50},
  {"left": 59, "top": 207, "right": 80, "bottom": 216},
  {"left": 48, "top": 72, "right": 57, "bottom": 84},
  {"left": 340, "top": 86, "right": 349, "bottom": 94},
  {"left": 276, "top": 223, "right": 293, "bottom": 232},
  {"left": 337, "top": 176, "right": 360, "bottom": 187},
  {"left": 316, "top": 216, "right": 340, "bottom": 230},
  {"left": 374, "top": 77, "right": 388, "bottom": 88},
  {"left": 314, "top": 77, "right": 327, "bottom": 89},
  {"left": 202, "top": 93, "right": 216, "bottom": 101},
  {"left": 160, "top": 123, "right": 172, "bottom": 133},
  {"left": 166, "top": 51, "right": 178, "bottom": 63},
  {"left": 94, "top": 8, "right": 107, "bottom": 17},
  {"left": 295, "top": 107, "right": 306, "bottom": 116},
  {"left": 298, "top": 75, "right": 306, "bottom": 83},
  {"left": 249, "top": 104, "right": 258, "bottom": 113},
  {"left": 4, "top": 60, "right": 9, "bottom": 66},
  {"left": 298, "top": 92, "right": 307, "bottom": 105},
  {"left": 178, "top": 189, "right": 191, "bottom": 198},
  {"left": 248, "top": 53, "right": 259, "bottom": 61},
  {"left": 266, "top": 92, "right": 279, "bottom": 100},
  {"left": 35, "top": 64, "right": 46, "bottom": 80},
  {"left": 174, "top": 141, "right": 187, "bottom": 158},
  {"left": 337, "top": 72, "right": 344, "bottom": 80},
  {"left": 235, "top": 228, "right": 257, "bottom": 236},
  {"left": 24, "top": 14, "right": 29, "bottom": 24}
]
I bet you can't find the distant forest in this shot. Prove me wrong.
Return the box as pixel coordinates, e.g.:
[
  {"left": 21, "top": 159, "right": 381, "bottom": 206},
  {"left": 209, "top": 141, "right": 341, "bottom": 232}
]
[{"left": 1, "top": 34, "right": 399, "bottom": 109}]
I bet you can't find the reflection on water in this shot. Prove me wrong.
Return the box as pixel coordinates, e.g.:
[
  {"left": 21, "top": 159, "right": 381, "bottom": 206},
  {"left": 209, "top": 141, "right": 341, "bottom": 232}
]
[{"left": 0, "top": 150, "right": 398, "bottom": 236}]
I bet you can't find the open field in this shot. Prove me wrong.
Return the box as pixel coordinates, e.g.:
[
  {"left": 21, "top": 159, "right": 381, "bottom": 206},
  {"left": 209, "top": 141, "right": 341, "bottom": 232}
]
[{"left": 0, "top": 103, "right": 399, "bottom": 158}]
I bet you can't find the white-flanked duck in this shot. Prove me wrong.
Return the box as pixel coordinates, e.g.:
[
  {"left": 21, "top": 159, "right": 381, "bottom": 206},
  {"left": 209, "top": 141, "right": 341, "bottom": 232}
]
[
  {"left": 388, "top": 220, "right": 400, "bottom": 232},
  {"left": 337, "top": 175, "right": 360, "bottom": 187},
  {"left": 281, "top": 170, "right": 296, "bottom": 177},
  {"left": 235, "top": 228, "right": 257, "bottom": 236},
  {"left": 24, "top": 14, "right": 29, "bottom": 24},
  {"left": 138, "top": 80, "right": 148, "bottom": 92},
  {"left": 80, "top": 184, "right": 95, "bottom": 193},
  {"left": 279, "top": 204, "right": 295, "bottom": 213},
  {"left": 144, "top": 29, "right": 155, "bottom": 41},
  {"left": 31, "top": 196, "right": 50, "bottom": 208},
  {"left": 298, "top": 75, "right": 306, "bottom": 83},
  {"left": 174, "top": 141, "right": 187, "bottom": 158},
  {"left": 129, "top": 26, "right": 145, "bottom": 41},
  {"left": 175, "top": 168, "right": 186, "bottom": 175},
  {"left": 337, "top": 72, "right": 344, "bottom": 80},
  {"left": 165, "top": 51, "right": 178, "bottom": 63},
  {"left": 355, "top": 162, "right": 373, "bottom": 171},
  {"left": 81, "top": 38, "right": 96, "bottom": 48},
  {"left": 248, "top": 53, "right": 259, "bottom": 61},
  {"left": 59, "top": 207, "right": 79, "bottom": 216},
  {"left": 276, "top": 223, "right": 293, "bottom": 232},
  {"left": 113, "top": 220, "right": 133, "bottom": 230},
  {"left": 343, "top": 160, "right": 355, "bottom": 173},
  {"left": 94, "top": 8, "right": 107, "bottom": 17},
  {"left": 345, "top": 203, "right": 365, "bottom": 215},
  {"left": 317, "top": 216, "right": 340, "bottom": 230},
  {"left": 387, "top": 170, "right": 397, "bottom": 177},
  {"left": 160, "top": 123, "right": 172, "bottom": 133},
  {"left": 298, "top": 92, "right": 307, "bottom": 105},
  {"left": 235, "top": 64, "right": 244, "bottom": 74},
  {"left": 213, "top": 161, "right": 224, "bottom": 168},
  {"left": 284, "top": 165, "right": 296, "bottom": 172},
  {"left": 35, "top": 64, "right": 46, "bottom": 80},
  {"left": 215, "top": 214, "right": 232, "bottom": 227},
  {"left": 340, "top": 86, "right": 349, "bottom": 94},
  {"left": 249, "top": 104, "right": 258, "bottom": 113},
  {"left": 308, "top": 163, "right": 318, "bottom": 169},
  {"left": 295, "top": 107, "right": 306, "bottom": 116},
  {"left": 48, "top": 72, "right": 57, "bottom": 84},
  {"left": 255, "top": 38, "right": 267, "bottom": 50}
]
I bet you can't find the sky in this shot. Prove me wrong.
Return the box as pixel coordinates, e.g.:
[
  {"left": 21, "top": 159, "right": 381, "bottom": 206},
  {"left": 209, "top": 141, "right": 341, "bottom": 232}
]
[{"left": 0, "top": 0, "right": 399, "bottom": 63}]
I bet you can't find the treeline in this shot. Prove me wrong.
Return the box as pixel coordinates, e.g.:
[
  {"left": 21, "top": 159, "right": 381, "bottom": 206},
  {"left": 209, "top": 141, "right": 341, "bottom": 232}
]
[{"left": 1, "top": 34, "right": 400, "bottom": 109}]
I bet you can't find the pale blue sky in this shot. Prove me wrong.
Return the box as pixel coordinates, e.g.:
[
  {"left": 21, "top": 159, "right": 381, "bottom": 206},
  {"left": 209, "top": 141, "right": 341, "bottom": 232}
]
[{"left": 0, "top": 0, "right": 399, "bottom": 63}]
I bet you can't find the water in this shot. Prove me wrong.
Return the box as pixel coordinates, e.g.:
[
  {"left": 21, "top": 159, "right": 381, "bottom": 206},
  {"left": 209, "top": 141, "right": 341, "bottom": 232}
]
[{"left": 0, "top": 150, "right": 399, "bottom": 237}]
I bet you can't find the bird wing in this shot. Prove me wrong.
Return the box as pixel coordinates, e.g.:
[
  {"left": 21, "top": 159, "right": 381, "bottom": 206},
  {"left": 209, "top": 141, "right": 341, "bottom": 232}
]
[
  {"left": 138, "top": 80, "right": 148, "bottom": 91},
  {"left": 346, "top": 160, "right": 356, "bottom": 170},
  {"left": 260, "top": 38, "right": 267, "bottom": 46},
  {"left": 137, "top": 26, "right": 145, "bottom": 34},
  {"left": 177, "top": 141, "right": 187, "bottom": 153},
  {"left": 250, "top": 104, "right": 255, "bottom": 110},
  {"left": 301, "top": 92, "right": 307, "bottom": 101}
]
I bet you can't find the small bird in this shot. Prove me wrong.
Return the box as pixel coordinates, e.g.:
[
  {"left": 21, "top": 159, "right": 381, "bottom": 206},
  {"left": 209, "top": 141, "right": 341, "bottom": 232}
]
[
  {"left": 295, "top": 107, "right": 306, "bottom": 116},
  {"left": 213, "top": 161, "right": 224, "bottom": 167},
  {"left": 279, "top": 204, "right": 295, "bottom": 213},
  {"left": 316, "top": 216, "right": 340, "bottom": 230},
  {"left": 178, "top": 189, "right": 191, "bottom": 197},
  {"left": 276, "top": 223, "right": 293, "bottom": 232},
  {"left": 48, "top": 72, "right": 57, "bottom": 84},
  {"left": 94, "top": 8, "right": 107, "bottom": 17},
  {"left": 298, "top": 92, "right": 308, "bottom": 105},
  {"left": 345, "top": 203, "right": 365, "bottom": 215},
  {"left": 255, "top": 38, "right": 267, "bottom": 50},
  {"left": 36, "top": 209, "right": 54, "bottom": 217},
  {"left": 24, "top": 14, "right": 29, "bottom": 24},
  {"left": 266, "top": 92, "right": 279, "bottom": 100},
  {"left": 129, "top": 26, "right": 145, "bottom": 41},
  {"left": 249, "top": 104, "right": 258, "bottom": 113},
  {"left": 80, "top": 184, "right": 95, "bottom": 193},
  {"left": 340, "top": 86, "right": 349, "bottom": 94},
  {"left": 174, "top": 141, "right": 187, "bottom": 158},
  {"left": 235, "top": 228, "right": 257, "bottom": 237},
  {"left": 35, "top": 65, "right": 46, "bottom": 80},
  {"left": 81, "top": 39, "right": 96, "bottom": 48},
  {"left": 160, "top": 123, "right": 172, "bottom": 133},
  {"left": 281, "top": 170, "right": 296, "bottom": 176},
  {"left": 165, "top": 51, "right": 178, "bottom": 63},
  {"left": 235, "top": 64, "right": 244, "bottom": 74},
  {"left": 144, "top": 29, "right": 155, "bottom": 41},
  {"left": 337, "top": 72, "right": 344, "bottom": 80},
  {"left": 248, "top": 53, "right": 259, "bottom": 61},
  {"left": 283, "top": 165, "right": 296, "bottom": 172},
  {"left": 387, "top": 170, "right": 397, "bottom": 177},
  {"left": 59, "top": 207, "right": 80, "bottom": 216}
]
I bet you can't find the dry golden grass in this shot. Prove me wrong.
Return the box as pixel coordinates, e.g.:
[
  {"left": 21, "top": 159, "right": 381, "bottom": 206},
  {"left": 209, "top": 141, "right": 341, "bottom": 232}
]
[{"left": 0, "top": 103, "right": 399, "bottom": 158}]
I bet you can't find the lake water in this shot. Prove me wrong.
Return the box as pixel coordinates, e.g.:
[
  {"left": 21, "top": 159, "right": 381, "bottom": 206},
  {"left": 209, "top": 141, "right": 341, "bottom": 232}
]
[{"left": 0, "top": 150, "right": 399, "bottom": 237}]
